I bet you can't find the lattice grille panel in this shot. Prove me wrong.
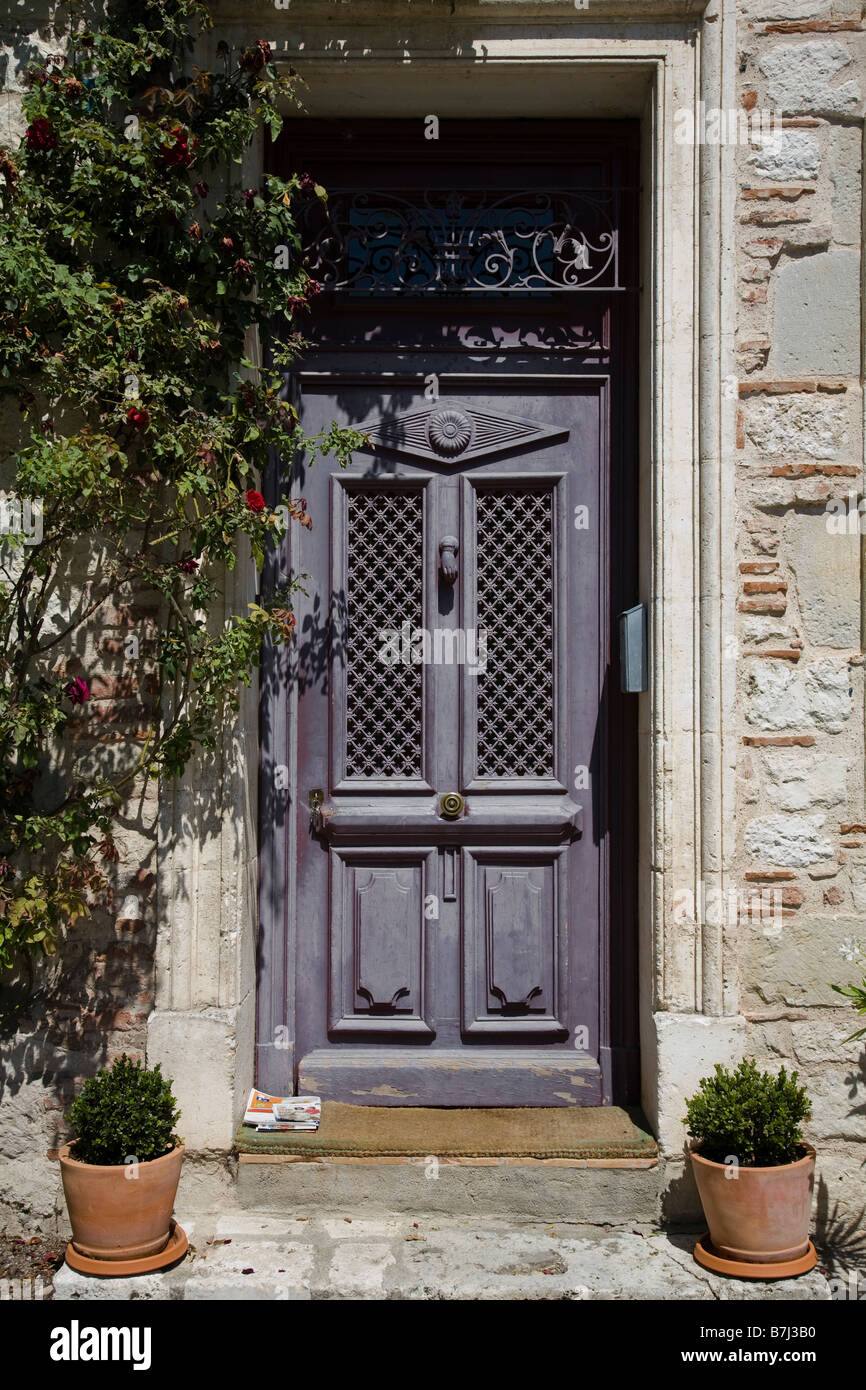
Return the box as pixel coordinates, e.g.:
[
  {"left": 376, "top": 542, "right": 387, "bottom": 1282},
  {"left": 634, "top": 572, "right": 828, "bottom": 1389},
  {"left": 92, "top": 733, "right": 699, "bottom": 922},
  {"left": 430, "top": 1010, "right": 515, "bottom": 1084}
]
[
  {"left": 345, "top": 490, "right": 424, "bottom": 779},
  {"left": 476, "top": 489, "right": 555, "bottom": 778}
]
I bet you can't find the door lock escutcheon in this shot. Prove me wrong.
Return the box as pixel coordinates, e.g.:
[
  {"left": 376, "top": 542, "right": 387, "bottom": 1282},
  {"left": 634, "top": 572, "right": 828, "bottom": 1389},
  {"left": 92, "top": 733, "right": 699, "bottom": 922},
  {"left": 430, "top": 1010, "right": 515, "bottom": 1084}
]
[
  {"left": 439, "top": 791, "right": 465, "bottom": 820},
  {"left": 308, "top": 787, "right": 324, "bottom": 831}
]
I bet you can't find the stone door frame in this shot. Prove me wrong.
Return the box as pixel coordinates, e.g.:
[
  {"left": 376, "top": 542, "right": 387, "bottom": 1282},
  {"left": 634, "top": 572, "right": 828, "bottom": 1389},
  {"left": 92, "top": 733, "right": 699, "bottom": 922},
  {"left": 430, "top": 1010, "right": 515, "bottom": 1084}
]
[{"left": 152, "top": 0, "right": 743, "bottom": 1161}]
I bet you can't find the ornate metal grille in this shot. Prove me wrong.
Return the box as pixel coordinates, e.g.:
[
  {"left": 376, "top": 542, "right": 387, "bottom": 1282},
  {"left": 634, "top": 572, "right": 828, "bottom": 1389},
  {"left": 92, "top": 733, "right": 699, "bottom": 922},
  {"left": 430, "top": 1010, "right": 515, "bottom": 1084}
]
[
  {"left": 301, "top": 188, "right": 618, "bottom": 294},
  {"left": 475, "top": 489, "right": 555, "bottom": 779},
  {"left": 345, "top": 490, "right": 424, "bottom": 779}
]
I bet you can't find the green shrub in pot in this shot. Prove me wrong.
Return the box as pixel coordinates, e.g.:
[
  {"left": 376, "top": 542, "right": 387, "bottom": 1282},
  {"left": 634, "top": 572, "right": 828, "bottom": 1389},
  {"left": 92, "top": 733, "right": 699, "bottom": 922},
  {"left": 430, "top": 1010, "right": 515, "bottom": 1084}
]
[
  {"left": 684, "top": 1059, "right": 815, "bottom": 1273},
  {"left": 67, "top": 1055, "right": 181, "bottom": 1166},
  {"left": 684, "top": 1058, "right": 811, "bottom": 1166},
  {"left": 61, "top": 1055, "right": 185, "bottom": 1269}
]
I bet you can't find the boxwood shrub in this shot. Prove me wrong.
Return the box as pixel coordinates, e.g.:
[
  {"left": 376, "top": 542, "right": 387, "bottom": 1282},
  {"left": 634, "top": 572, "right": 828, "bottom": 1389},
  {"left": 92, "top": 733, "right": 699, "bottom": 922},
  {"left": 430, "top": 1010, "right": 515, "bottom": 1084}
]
[
  {"left": 684, "top": 1059, "right": 811, "bottom": 1167},
  {"left": 67, "top": 1054, "right": 181, "bottom": 1166}
]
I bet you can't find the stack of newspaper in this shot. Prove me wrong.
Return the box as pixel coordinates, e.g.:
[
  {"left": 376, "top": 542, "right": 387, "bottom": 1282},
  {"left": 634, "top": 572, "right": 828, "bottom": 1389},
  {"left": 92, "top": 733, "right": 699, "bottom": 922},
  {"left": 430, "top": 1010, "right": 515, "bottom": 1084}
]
[{"left": 243, "top": 1089, "right": 322, "bottom": 1132}]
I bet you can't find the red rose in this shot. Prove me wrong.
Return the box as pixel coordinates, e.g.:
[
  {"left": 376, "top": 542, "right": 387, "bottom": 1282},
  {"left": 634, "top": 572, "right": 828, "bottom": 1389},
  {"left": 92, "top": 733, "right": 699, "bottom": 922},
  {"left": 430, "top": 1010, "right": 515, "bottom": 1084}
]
[
  {"left": 239, "top": 40, "right": 272, "bottom": 73},
  {"left": 126, "top": 406, "right": 149, "bottom": 430},
  {"left": 243, "top": 187, "right": 257, "bottom": 209},
  {"left": 188, "top": 221, "right": 202, "bottom": 239},
  {"left": 65, "top": 677, "right": 90, "bottom": 705},
  {"left": 194, "top": 179, "right": 209, "bottom": 198},
  {"left": 306, "top": 279, "right": 322, "bottom": 298},
  {"left": 233, "top": 257, "right": 252, "bottom": 280},
  {"left": 299, "top": 172, "right": 316, "bottom": 197},
  {"left": 160, "top": 126, "right": 196, "bottom": 169},
  {"left": 26, "top": 118, "right": 57, "bottom": 151},
  {"left": 177, "top": 555, "right": 199, "bottom": 574},
  {"left": 245, "top": 489, "right": 266, "bottom": 513}
]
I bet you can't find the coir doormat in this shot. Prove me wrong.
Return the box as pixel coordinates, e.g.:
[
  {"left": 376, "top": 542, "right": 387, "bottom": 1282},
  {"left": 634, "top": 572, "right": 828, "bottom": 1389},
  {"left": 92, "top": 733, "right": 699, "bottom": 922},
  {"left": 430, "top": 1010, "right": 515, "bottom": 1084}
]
[{"left": 234, "top": 1103, "right": 657, "bottom": 1159}]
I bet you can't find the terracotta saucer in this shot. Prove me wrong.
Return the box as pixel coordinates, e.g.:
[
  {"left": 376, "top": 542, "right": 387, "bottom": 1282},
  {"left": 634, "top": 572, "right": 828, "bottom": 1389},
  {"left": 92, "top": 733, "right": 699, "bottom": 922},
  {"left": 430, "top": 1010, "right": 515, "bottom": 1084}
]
[
  {"left": 65, "top": 1221, "right": 188, "bottom": 1277},
  {"left": 694, "top": 1232, "right": 817, "bottom": 1281}
]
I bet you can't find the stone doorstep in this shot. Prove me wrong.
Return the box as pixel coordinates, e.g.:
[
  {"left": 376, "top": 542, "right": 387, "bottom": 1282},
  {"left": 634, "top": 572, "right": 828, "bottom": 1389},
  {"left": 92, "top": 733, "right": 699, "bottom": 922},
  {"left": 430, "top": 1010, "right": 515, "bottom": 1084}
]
[
  {"left": 50, "top": 1217, "right": 836, "bottom": 1302},
  {"left": 236, "top": 1154, "right": 663, "bottom": 1225},
  {"left": 230, "top": 1104, "right": 660, "bottom": 1220}
]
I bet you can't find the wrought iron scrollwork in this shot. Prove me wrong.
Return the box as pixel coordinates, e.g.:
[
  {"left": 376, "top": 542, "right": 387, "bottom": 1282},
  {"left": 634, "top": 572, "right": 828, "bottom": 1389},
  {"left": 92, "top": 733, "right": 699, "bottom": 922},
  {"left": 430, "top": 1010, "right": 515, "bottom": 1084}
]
[{"left": 300, "top": 187, "right": 619, "bottom": 294}]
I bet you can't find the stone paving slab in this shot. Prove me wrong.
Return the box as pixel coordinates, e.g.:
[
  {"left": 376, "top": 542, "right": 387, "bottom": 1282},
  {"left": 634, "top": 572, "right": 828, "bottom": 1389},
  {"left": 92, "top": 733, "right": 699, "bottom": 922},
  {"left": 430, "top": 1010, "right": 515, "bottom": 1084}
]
[{"left": 51, "top": 1212, "right": 838, "bottom": 1301}]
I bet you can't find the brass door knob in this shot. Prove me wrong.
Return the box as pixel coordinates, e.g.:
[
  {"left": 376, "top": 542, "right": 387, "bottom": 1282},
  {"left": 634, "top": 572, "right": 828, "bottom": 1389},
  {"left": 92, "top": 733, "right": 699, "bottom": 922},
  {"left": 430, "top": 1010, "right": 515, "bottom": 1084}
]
[{"left": 439, "top": 792, "right": 464, "bottom": 820}]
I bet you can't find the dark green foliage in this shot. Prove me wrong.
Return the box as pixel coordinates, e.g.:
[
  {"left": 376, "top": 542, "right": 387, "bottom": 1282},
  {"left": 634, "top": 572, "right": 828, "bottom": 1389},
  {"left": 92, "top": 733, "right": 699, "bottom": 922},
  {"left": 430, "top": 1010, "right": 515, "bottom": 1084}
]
[
  {"left": 684, "top": 1058, "right": 811, "bottom": 1167},
  {"left": 67, "top": 1054, "right": 181, "bottom": 1165},
  {"left": 0, "top": 1, "right": 363, "bottom": 969}
]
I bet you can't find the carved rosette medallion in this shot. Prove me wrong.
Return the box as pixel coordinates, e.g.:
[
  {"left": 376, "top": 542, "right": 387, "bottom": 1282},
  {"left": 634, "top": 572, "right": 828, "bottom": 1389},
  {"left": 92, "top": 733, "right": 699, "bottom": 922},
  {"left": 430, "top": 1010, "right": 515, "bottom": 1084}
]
[{"left": 428, "top": 407, "right": 473, "bottom": 458}]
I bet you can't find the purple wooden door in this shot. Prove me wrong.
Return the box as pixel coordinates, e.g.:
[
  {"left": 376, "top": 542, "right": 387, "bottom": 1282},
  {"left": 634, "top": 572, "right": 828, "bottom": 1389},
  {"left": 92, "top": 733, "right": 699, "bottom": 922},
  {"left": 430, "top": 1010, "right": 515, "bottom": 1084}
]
[{"left": 259, "top": 122, "right": 639, "bottom": 1106}]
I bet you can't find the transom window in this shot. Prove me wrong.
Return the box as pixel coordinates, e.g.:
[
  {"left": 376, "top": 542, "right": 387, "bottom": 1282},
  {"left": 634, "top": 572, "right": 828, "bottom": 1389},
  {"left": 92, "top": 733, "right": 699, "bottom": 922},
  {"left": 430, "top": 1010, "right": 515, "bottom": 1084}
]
[{"left": 299, "top": 188, "right": 622, "bottom": 295}]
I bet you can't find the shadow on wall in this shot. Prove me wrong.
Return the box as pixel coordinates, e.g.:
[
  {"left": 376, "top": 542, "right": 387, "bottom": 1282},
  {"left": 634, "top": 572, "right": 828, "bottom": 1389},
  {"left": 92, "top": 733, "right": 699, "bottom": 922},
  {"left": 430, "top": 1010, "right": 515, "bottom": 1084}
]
[
  {"left": 814, "top": 1175, "right": 866, "bottom": 1277},
  {"left": 660, "top": 1154, "right": 702, "bottom": 1228},
  {"left": 0, "top": 861, "right": 156, "bottom": 1151}
]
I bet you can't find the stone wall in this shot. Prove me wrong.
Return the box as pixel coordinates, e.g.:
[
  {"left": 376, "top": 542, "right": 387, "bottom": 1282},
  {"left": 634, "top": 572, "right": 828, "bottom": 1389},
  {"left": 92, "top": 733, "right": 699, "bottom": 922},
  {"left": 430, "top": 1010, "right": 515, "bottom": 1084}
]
[{"left": 734, "top": 1, "right": 866, "bottom": 1229}]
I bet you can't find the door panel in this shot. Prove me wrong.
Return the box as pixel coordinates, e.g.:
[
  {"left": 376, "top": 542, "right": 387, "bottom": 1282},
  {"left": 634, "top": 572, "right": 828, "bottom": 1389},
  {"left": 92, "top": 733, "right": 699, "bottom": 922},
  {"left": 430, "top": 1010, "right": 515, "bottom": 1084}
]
[
  {"left": 329, "top": 847, "right": 435, "bottom": 1037},
  {"left": 463, "top": 847, "right": 568, "bottom": 1037}
]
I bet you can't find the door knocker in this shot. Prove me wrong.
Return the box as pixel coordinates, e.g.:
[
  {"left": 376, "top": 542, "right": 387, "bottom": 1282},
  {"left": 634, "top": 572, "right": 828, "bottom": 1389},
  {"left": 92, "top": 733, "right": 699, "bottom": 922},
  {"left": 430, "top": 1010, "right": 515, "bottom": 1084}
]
[{"left": 438, "top": 535, "right": 459, "bottom": 585}]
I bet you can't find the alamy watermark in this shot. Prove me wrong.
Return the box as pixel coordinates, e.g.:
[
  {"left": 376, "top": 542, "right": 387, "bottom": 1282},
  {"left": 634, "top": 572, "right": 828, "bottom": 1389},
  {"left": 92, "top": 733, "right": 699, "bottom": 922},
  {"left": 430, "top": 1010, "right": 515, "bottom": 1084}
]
[
  {"left": 674, "top": 882, "right": 785, "bottom": 936},
  {"left": 0, "top": 1275, "right": 50, "bottom": 1300},
  {"left": 0, "top": 493, "right": 43, "bottom": 545},
  {"left": 825, "top": 491, "right": 866, "bottom": 535},
  {"left": 379, "top": 621, "right": 488, "bottom": 675},
  {"left": 674, "top": 102, "right": 783, "bottom": 147},
  {"left": 827, "top": 1266, "right": 866, "bottom": 1300}
]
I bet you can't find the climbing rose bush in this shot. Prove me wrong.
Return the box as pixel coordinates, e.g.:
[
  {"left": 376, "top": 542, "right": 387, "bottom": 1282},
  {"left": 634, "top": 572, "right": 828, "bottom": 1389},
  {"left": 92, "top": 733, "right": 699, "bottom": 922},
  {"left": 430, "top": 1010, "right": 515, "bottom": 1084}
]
[{"left": 0, "top": 0, "right": 363, "bottom": 968}]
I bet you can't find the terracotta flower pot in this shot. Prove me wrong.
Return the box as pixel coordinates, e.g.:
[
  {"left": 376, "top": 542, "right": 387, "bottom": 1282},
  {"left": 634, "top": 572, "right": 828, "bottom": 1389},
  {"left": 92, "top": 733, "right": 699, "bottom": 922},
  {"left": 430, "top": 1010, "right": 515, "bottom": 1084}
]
[
  {"left": 690, "top": 1143, "right": 815, "bottom": 1264},
  {"left": 59, "top": 1141, "right": 184, "bottom": 1262}
]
